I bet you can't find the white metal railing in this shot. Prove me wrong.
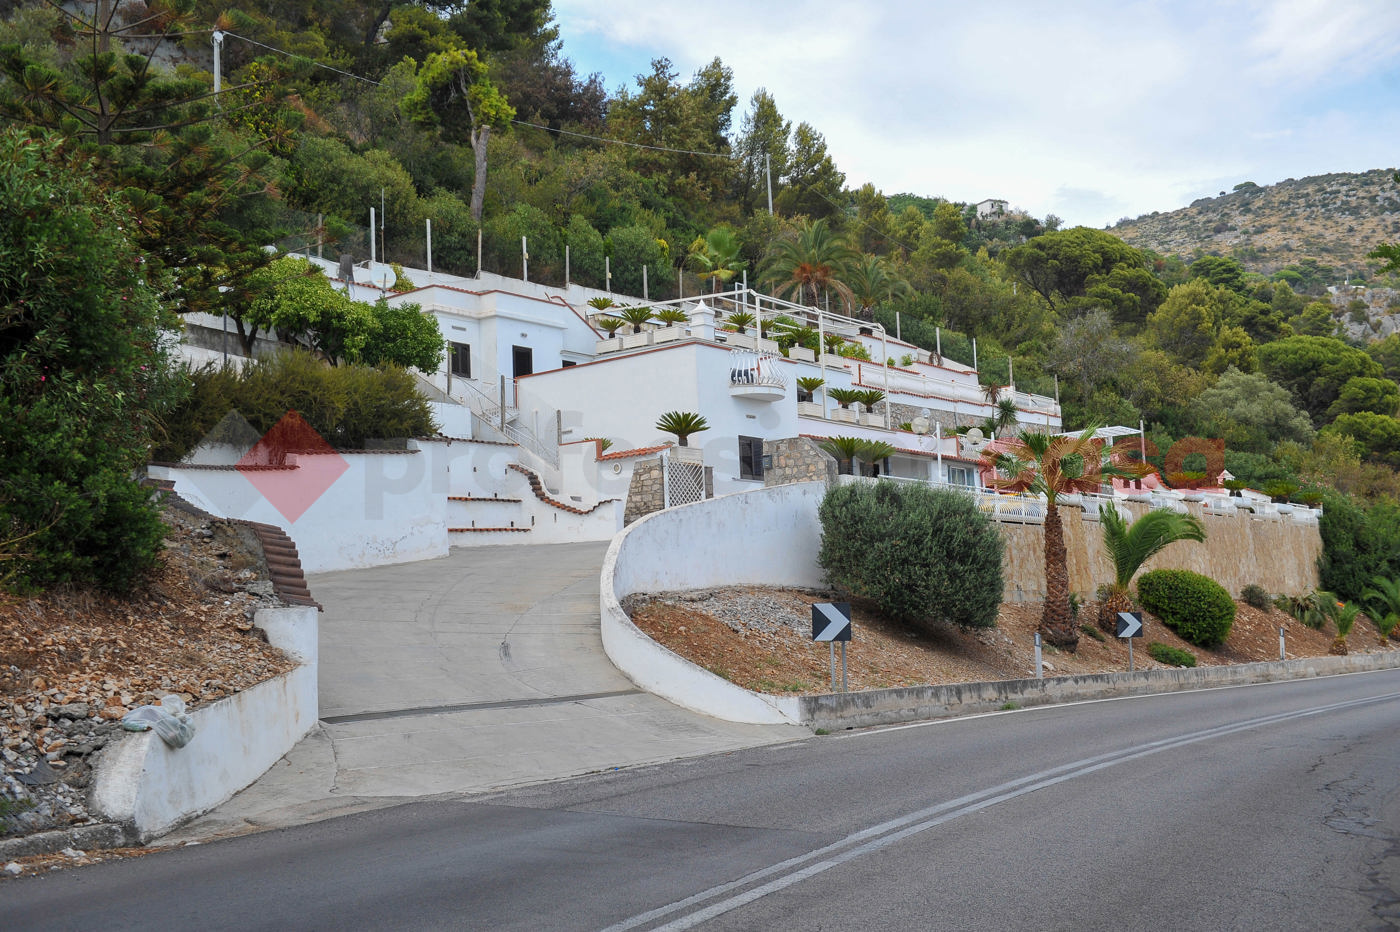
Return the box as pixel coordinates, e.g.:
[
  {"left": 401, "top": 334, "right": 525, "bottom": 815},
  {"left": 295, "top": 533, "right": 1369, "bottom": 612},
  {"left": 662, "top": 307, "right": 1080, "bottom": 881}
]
[
  {"left": 457, "top": 378, "right": 560, "bottom": 468},
  {"left": 728, "top": 349, "right": 787, "bottom": 389}
]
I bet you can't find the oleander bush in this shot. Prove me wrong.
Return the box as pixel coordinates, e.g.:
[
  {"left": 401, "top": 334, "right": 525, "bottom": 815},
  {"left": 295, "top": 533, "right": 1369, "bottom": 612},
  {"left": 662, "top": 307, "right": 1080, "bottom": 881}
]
[
  {"left": 1137, "top": 569, "right": 1236, "bottom": 647},
  {"left": 818, "top": 481, "right": 1003, "bottom": 631}
]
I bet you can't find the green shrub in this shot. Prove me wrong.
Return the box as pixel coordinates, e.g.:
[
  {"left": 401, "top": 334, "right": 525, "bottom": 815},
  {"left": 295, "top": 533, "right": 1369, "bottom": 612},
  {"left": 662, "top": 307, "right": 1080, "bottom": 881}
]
[
  {"left": 818, "top": 481, "right": 1003, "bottom": 630},
  {"left": 154, "top": 351, "right": 436, "bottom": 461},
  {"left": 1147, "top": 642, "right": 1197, "bottom": 667},
  {"left": 0, "top": 131, "right": 184, "bottom": 593},
  {"left": 1137, "top": 569, "right": 1236, "bottom": 647},
  {"left": 1240, "top": 584, "right": 1272, "bottom": 611}
]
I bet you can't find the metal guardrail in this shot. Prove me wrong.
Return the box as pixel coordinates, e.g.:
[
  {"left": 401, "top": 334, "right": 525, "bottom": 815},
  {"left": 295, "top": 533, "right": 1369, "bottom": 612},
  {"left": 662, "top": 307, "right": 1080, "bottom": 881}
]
[{"left": 728, "top": 349, "right": 787, "bottom": 389}]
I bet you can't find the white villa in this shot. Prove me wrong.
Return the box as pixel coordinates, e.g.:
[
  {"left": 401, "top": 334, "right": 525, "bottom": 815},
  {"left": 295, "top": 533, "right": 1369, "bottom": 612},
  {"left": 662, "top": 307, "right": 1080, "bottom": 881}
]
[{"left": 175, "top": 256, "right": 1060, "bottom": 519}]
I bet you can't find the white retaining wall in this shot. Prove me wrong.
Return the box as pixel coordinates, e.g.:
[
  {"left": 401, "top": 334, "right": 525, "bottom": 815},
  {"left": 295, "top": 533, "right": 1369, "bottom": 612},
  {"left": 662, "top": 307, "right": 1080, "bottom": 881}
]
[
  {"left": 601, "top": 481, "right": 829, "bottom": 724},
  {"left": 151, "top": 441, "right": 448, "bottom": 573},
  {"left": 90, "top": 604, "right": 319, "bottom": 841}
]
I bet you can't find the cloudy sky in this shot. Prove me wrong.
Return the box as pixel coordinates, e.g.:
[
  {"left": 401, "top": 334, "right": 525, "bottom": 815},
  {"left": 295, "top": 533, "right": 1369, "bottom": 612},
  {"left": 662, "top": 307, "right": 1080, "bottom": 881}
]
[{"left": 551, "top": 0, "right": 1400, "bottom": 228}]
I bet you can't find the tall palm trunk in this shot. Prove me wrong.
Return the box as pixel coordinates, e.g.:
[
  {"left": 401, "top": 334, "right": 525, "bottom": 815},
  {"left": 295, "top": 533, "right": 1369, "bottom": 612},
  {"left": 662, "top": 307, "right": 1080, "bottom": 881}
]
[{"left": 1040, "top": 501, "right": 1079, "bottom": 650}]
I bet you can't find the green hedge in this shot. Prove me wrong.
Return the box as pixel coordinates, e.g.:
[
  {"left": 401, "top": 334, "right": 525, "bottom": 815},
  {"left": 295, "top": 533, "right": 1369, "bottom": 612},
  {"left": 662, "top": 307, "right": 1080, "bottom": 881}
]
[
  {"left": 817, "top": 481, "right": 1003, "bottom": 630},
  {"left": 1137, "top": 569, "right": 1236, "bottom": 648},
  {"left": 154, "top": 350, "right": 437, "bottom": 462}
]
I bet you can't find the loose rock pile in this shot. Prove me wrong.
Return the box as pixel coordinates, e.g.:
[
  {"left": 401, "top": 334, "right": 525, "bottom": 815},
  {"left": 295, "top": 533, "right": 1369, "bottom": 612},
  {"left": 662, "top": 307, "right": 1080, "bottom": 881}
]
[{"left": 1, "top": 505, "right": 297, "bottom": 839}]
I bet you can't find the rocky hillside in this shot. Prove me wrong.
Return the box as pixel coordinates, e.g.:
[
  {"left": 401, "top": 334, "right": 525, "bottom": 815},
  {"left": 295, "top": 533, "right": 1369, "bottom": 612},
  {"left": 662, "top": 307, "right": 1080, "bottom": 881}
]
[{"left": 1109, "top": 168, "right": 1400, "bottom": 279}]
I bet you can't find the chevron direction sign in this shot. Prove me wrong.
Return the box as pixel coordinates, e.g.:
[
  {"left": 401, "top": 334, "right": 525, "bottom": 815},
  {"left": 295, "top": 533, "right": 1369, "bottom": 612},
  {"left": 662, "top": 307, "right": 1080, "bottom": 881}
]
[
  {"left": 812, "top": 602, "right": 853, "bottom": 642},
  {"left": 1116, "top": 611, "right": 1144, "bottom": 638}
]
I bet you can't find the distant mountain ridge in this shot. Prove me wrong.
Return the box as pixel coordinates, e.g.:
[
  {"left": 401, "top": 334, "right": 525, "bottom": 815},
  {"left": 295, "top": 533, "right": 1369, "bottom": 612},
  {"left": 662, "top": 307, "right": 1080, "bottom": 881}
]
[{"left": 1108, "top": 168, "right": 1400, "bottom": 281}]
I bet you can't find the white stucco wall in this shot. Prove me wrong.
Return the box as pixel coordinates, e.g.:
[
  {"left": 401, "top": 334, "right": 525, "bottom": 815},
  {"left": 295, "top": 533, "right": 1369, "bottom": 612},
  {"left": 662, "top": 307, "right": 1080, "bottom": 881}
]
[
  {"left": 601, "top": 481, "right": 830, "bottom": 725},
  {"left": 90, "top": 604, "right": 319, "bottom": 841},
  {"left": 150, "top": 442, "right": 448, "bottom": 573}
]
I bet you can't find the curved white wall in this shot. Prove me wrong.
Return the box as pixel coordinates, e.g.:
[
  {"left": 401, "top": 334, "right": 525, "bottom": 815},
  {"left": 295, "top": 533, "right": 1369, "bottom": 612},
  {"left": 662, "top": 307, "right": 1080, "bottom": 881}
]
[{"left": 601, "top": 481, "right": 829, "bottom": 725}]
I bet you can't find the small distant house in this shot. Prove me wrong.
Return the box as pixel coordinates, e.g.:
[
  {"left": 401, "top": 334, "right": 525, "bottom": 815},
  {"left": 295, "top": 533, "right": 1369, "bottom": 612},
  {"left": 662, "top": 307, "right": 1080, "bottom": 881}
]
[{"left": 975, "top": 199, "right": 1008, "bottom": 220}]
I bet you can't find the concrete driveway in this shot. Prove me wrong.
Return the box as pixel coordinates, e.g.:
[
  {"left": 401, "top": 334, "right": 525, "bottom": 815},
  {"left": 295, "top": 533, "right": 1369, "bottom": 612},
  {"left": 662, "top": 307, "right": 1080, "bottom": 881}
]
[{"left": 164, "top": 542, "right": 804, "bottom": 842}]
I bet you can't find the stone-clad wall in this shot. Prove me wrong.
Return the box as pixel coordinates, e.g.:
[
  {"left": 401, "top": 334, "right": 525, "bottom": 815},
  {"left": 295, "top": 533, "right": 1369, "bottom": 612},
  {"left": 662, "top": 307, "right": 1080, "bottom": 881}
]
[
  {"left": 623, "top": 459, "right": 664, "bottom": 525},
  {"left": 998, "top": 501, "right": 1322, "bottom": 602},
  {"left": 763, "top": 438, "right": 838, "bottom": 488}
]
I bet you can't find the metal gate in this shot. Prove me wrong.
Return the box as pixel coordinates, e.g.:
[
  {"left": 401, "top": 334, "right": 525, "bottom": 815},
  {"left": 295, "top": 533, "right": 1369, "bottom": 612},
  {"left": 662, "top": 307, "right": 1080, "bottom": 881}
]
[{"left": 662, "top": 449, "right": 706, "bottom": 508}]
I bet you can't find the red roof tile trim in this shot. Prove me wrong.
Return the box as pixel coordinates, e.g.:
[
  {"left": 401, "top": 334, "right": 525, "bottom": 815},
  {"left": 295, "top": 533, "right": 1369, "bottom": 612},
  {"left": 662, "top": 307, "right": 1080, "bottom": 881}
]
[
  {"left": 507, "top": 463, "right": 616, "bottom": 515},
  {"left": 597, "top": 443, "right": 670, "bottom": 461}
]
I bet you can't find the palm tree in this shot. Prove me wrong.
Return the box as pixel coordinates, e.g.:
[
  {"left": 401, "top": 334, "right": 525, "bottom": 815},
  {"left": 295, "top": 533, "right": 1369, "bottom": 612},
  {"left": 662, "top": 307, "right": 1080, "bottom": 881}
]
[
  {"left": 1097, "top": 506, "right": 1206, "bottom": 632},
  {"left": 1362, "top": 576, "right": 1400, "bottom": 645},
  {"left": 796, "top": 376, "right": 825, "bottom": 403},
  {"left": 688, "top": 227, "right": 747, "bottom": 293},
  {"left": 993, "top": 397, "right": 1018, "bottom": 438},
  {"left": 654, "top": 308, "right": 689, "bottom": 325},
  {"left": 845, "top": 253, "right": 913, "bottom": 320},
  {"left": 982, "top": 425, "right": 1149, "bottom": 650},
  {"left": 596, "top": 317, "right": 627, "bottom": 337},
  {"left": 655, "top": 411, "right": 709, "bottom": 447},
  {"left": 760, "top": 219, "right": 858, "bottom": 311},
  {"left": 1319, "top": 593, "right": 1361, "bottom": 655}
]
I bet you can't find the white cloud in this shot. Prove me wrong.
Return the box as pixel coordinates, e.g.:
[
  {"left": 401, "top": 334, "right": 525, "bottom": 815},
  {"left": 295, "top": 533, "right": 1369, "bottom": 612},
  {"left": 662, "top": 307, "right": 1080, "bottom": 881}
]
[{"left": 551, "top": 0, "right": 1400, "bottom": 227}]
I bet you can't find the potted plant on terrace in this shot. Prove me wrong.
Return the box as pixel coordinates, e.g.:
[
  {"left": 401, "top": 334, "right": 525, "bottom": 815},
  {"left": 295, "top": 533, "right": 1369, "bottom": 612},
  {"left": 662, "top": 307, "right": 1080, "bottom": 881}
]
[
  {"left": 858, "top": 389, "right": 886, "bottom": 427},
  {"left": 796, "top": 376, "right": 825, "bottom": 418},
  {"left": 656, "top": 410, "right": 709, "bottom": 448},
  {"left": 653, "top": 307, "right": 689, "bottom": 343},
  {"left": 826, "top": 387, "right": 862, "bottom": 424}
]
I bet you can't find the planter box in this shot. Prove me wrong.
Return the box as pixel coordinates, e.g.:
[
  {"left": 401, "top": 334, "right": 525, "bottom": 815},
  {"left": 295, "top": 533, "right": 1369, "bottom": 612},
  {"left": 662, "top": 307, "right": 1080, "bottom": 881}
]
[
  {"left": 820, "top": 353, "right": 848, "bottom": 368},
  {"left": 669, "top": 446, "right": 704, "bottom": 465},
  {"left": 724, "top": 332, "right": 756, "bottom": 349},
  {"left": 861, "top": 413, "right": 885, "bottom": 428},
  {"left": 788, "top": 346, "right": 816, "bottom": 362},
  {"left": 797, "top": 401, "right": 824, "bottom": 418},
  {"left": 595, "top": 338, "right": 622, "bottom": 354},
  {"left": 621, "top": 331, "right": 652, "bottom": 349},
  {"left": 758, "top": 338, "right": 781, "bottom": 355},
  {"left": 652, "top": 325, "right": 686, "bottom": 344},
  {"left": 831, "top": 408, "right": 857, "bottom": 424}
]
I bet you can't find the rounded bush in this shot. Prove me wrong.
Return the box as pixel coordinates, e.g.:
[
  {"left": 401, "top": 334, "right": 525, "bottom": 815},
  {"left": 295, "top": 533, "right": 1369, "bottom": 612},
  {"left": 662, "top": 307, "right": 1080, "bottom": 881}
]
[
  {"left": 1240, "top": 584, "right": 1272, "bottom": 611},
  {"left": 817, "top": 481, "right": 1003, "bottom": 630},
  {"left": 1146, "top": 642, "right": 1197, "bottom": 667},
  {"left": 1137, "top": 569, "right": 1236, "bottom": 647}
]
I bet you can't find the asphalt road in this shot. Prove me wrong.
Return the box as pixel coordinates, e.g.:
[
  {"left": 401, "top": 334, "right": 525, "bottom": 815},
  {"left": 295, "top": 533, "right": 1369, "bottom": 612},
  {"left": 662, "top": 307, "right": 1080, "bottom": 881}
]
[{"left": 6, "top": 670, "right": 1400, "bottom": 931}]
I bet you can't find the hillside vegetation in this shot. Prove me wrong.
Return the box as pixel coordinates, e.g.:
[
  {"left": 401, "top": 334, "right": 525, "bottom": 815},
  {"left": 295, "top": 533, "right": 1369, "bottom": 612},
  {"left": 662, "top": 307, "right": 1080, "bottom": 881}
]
[
  {"left": 7, "top": 0, "right": 1400, "bottom": 617},
  {"left": 1111, "top": 170, "right": 1400, "bottom": 283}
]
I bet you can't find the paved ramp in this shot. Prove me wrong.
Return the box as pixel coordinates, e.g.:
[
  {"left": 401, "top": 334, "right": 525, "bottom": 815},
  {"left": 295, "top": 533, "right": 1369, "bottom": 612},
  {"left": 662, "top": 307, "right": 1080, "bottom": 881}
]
[{"left": 164, "top": 543, "right": 803, "bottom": 842}]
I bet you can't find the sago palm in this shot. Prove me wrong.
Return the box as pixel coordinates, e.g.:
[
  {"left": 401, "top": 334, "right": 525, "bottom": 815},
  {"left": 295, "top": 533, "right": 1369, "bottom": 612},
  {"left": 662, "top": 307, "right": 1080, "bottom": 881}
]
[
  {"left": 982, "top": 424, "right": 1149, "bottom": 650},
  {"left": 655, "top": 411, "right": 709, "bottom": 447},
  {"left": 618, "top": 305, "right": 654, "bottom": 334},
  {"left": 1097, "top": 506, "right": 1206, "bottom": 632}
]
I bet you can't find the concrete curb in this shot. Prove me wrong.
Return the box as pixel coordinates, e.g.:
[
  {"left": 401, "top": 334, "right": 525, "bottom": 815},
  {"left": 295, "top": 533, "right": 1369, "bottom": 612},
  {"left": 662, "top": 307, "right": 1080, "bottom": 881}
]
[
  {"left": 801, "top": 650, "right": 1400, "bottom": 730},
  {"left": 0, "top": 822, "right": 132, "bottom": 861}
]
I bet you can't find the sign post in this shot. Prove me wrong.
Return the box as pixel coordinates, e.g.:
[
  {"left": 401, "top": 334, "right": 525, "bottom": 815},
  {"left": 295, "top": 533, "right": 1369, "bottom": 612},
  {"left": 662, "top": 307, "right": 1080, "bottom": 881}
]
[
  {"left": 1116, "top": 611, "right": 1144, "bottom": 671},
  {"left": 812, "top": 602, "right": 852, "bottom": 693}
]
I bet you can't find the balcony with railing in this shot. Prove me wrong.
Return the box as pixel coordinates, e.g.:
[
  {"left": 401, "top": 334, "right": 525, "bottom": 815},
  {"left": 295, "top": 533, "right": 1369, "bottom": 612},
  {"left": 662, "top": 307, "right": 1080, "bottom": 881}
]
[{"left": 728, "top": 349, "right": 787, "bottom": 401}]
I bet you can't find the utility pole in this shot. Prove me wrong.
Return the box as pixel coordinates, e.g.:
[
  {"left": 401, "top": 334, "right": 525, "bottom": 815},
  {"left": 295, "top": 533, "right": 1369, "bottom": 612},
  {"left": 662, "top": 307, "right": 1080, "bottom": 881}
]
[{"left": 765, "top": 152, "right": 774, "bottom": 215}]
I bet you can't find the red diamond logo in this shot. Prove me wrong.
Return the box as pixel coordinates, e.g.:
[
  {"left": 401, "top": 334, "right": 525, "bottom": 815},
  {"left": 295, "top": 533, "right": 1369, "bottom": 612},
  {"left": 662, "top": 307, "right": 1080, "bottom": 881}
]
[{"left": 236, "top": 411, "right": 350, "bottom": 524}]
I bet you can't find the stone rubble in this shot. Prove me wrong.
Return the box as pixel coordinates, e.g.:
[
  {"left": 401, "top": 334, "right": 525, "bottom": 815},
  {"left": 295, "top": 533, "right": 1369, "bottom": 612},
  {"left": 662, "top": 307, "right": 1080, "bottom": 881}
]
[{"left": 2, "top": 504, "right": 297, "bottom": 843}]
